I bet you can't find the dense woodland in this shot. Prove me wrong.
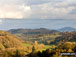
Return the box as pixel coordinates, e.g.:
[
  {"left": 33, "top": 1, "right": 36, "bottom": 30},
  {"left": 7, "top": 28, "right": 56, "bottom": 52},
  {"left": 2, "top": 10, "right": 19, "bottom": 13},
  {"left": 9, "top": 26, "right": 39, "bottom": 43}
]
[
  {"left": 51, "top": 32, "right": 76, "bottom": 44},
  {"left": 28, "top": 42, "right": 76, "bottom": 57}
]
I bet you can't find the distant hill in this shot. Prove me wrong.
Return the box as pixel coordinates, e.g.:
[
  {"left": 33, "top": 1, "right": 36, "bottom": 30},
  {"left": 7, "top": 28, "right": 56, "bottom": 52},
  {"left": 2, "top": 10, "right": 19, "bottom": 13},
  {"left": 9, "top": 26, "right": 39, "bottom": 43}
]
[
  {"left": 8, "top": 28, "right": 59, "bottom": 34},
  {"left": 58, "top": 27, "right": 76, "bottom": 32},
  {"left": 8, "top": 28, "right": 60, "bottom": 43},
  {"left": 0, "top": 31, "right": 24, "bottom": 50}
]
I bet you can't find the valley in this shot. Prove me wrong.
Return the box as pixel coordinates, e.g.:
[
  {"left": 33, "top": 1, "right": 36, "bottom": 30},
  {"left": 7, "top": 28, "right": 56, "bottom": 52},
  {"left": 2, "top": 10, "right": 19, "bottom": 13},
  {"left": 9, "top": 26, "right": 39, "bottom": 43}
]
[{"left": 0, "top": 27, "right": 76, "bottom": 57}]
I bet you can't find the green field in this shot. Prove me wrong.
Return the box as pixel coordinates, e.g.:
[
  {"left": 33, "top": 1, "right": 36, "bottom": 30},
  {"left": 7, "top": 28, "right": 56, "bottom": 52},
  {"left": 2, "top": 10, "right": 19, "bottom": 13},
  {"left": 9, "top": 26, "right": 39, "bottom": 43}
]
[
  {"left": 23, "top": 43, "right": 52, "bottom": 52},
  {"left": 38, "top": 45, "right": 52, "bottom": 52}
]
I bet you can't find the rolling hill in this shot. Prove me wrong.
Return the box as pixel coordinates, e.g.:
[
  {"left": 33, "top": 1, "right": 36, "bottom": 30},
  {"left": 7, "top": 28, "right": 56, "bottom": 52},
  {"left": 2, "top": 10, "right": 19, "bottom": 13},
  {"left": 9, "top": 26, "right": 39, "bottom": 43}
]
[
  {"left": 8, "top": 28, "right": 59, "bottom": 34},
  {"left": 58, "top": 27, "right": 76, "bottom": 32},
  {"left": 8, "top": 28, "right": 60, "bottom": 44}
]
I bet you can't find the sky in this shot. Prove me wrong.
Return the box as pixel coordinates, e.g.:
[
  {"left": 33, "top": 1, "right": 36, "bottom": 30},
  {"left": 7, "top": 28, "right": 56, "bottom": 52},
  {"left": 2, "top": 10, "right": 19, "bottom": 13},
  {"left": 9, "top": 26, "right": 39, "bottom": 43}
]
[
  {"left": 0, "top": 0, "right": 76, "bottom": 19},
  {"left": 0, "top": 19, "right": 76, "bottom": 30},
  {"left": 0, "top": 0, "right": 76, "bottom": 30}
]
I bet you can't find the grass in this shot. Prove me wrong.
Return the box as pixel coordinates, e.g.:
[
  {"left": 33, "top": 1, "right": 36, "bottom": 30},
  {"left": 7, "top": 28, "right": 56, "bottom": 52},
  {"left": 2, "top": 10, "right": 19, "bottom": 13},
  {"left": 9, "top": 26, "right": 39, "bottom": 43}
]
[
  {"left": 23, "top": 43, "right": 52, "bottom": 52},
  {"left": 37, "top": 45, "right": 52, "bottom": 52},
  {"left": 23, "top": 43, "right": 32, "bottom": 47}
]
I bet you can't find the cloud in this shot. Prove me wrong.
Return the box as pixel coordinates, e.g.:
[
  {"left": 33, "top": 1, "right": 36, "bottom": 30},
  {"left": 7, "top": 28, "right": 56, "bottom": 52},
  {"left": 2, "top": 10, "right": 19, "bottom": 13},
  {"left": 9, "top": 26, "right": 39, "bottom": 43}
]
[
  {"left": 0, "top": 0, "right": 31, "bottom": 18},
  {"left": 29, "top": 0, "right": 76, "bottom": 19},
  {"left": 0, "top": 4, "right": 31, "bottom": 18},
  {"left": 0, "top": 0, "right": 76, "bottom": 19},
  {"left": 0, "top": 20, "right": 3, "bottom": 24}
]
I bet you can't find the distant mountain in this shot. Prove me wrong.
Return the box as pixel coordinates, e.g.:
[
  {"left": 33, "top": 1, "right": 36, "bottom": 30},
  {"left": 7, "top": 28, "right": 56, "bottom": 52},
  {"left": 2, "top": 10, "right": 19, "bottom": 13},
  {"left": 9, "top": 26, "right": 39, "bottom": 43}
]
[
  {"left": 8, "top": 28, "right": 59, "bottom": 34},
  {"left": 58, "top": 27, "right": 76, "bottom": 32}
]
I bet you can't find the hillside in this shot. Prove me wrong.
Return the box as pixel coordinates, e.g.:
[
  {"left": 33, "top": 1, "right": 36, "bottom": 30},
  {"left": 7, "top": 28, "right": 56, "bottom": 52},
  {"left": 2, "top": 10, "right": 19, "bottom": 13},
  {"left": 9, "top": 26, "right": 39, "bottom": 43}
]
[
  {"left": 8, "top": 28, "right": 59, "bottom": 34},
  {"left": 51, "top": 32, "right": 76, "bottom": 44},
  {"left": 8, "top": 28, "right": 60, "bottom": 44},
  {"left": 0, "top": 31, "right": 24, "bottom": 50},
  {"left": 58, "top": 27, "right": 76, "bottom": 32},
  {"left": 28, "top": 42, "right": 76, "bottom": 57}
]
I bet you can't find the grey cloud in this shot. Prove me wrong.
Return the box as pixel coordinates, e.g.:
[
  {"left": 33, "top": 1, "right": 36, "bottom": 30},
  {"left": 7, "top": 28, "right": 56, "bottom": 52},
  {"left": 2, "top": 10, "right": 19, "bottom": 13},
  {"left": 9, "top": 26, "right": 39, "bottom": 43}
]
[
  {"left": 0, "top": 0, "right": 76, "bottom": 19},
  {"left": 70, "top": 8, "right": 76, "bottom": 14}
]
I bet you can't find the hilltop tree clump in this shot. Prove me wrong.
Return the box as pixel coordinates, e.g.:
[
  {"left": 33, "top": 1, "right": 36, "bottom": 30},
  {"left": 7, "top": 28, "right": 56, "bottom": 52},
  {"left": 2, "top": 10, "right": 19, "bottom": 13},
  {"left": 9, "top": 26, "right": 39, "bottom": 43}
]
[{"left": 32, "top": 41, "right": 44, "bottom": 51}]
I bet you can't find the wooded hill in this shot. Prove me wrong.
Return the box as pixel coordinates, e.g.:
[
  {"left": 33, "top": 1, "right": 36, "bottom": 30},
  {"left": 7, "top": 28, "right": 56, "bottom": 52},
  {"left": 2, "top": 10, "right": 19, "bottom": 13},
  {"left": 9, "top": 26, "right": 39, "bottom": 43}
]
[
  {"left": 0, "top": 31, "right": 25, "bottom": 50},
  {"left": 51, "top": 32, "right": 76, "bottom": 44},
  {"left": 8, "top": 28, "right": 60, "bottom": 44},
  {"left": 8, "top": 28, "right": 59, "bottom": 35}
]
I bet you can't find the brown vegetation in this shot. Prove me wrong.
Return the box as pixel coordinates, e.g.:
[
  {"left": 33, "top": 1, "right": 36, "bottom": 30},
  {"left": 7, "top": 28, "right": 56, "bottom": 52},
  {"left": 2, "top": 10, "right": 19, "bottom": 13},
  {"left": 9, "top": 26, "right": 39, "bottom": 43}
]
[
  {"left": 28, "top": 42, "right": 76, "bottom": 57},
  {"left": 0, "top": 31, "right": 26, "bottom": 57}
]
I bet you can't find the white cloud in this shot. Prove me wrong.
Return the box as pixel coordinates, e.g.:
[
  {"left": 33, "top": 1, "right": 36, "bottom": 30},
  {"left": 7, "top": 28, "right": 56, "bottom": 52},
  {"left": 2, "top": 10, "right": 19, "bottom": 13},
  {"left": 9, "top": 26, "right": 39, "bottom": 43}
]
[
  {"left": 0, "top": 20, "right": 3, "bottom": 24},
  {"left": 29, "top": 1, "right": 76, "bottom": 19},
  {"left": 0, "top": 4, "right": 31, "bottom": 18},
  {"left": 0, "top": 0, "right": 76, "bottom": 19}
]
